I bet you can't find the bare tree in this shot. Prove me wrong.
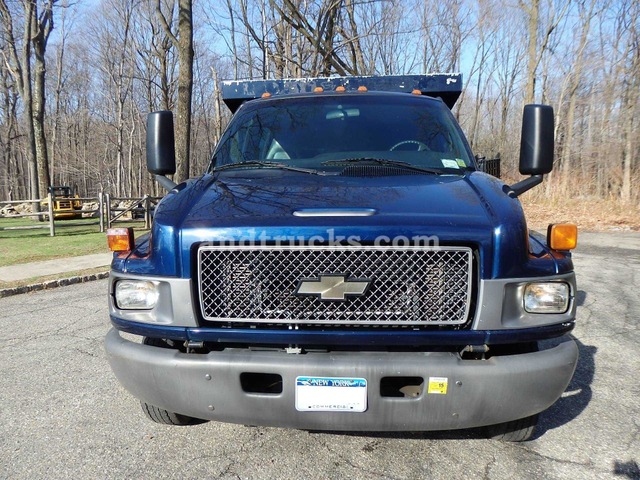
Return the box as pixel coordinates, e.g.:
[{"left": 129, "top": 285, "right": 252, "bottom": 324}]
[
  {"left": 49, "top": 0, "right": 72, "bottom": 187},
  {"left": 558, "top": 0, "right": 597, "bottom": 193},
  {"left": 157, "top": 0, "right": 194, "bottom": 182},
  {"left": 520, "top": 0, "right": 571, "bottom": 104},
  {"left": 91, "top": 0, "right": 139, "bottom": 196},
  {"left": 465, "top": 0, "right": 499, "bottom": 150},
  {"left": 0, "top": 32, "right": 23, "bottom": 199},
  {"left": 32, "top": 0, "right": 54, "bottom": 196},
  {"left": 135, "top": 1, "right": 177, "bottom": 113},
  {"left": 0, "top": 0, "right": 50, "bottom": 199},
  {"left": 619, "top": 0, "right": 639, "bottom": 202},
  {"left": 269, "top": 0, "right": 355, "bottom": 76}
]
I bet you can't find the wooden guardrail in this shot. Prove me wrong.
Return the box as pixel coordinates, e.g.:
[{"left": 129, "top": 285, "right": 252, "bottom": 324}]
[
  {"left": 0, "top": 193, "right": 161, "bottom": 236},
  {"left": 105, "top": 194, "right": 161, "bottom": 230},
  {"left": 0, "top": 195, "right": 56, "bottom": 236}
]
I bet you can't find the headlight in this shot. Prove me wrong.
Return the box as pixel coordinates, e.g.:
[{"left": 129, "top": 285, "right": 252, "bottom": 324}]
[
  {"left": 524, "top": 282, "right": 570, "bottom": 313},
  {"left": 115, "top": 280, "right": 159, "bottom": 310}
]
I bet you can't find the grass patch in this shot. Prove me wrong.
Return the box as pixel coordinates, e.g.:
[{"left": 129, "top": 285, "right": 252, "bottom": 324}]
[{"left": 0, "top": 217, "right": 146, "bottom": 267}]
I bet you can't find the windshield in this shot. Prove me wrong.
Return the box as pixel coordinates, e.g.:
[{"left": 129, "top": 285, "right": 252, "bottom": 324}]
[{"left": 209, "top": 94, "right": 474, "bottom": 173}]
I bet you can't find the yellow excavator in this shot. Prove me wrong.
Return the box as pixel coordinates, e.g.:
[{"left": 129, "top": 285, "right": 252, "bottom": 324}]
[{"left": 42, "top": 185, "right": 83, "bottom": 220}]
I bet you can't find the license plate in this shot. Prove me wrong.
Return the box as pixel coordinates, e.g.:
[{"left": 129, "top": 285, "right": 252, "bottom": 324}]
[{"left": 295, "top": 376, "right": 367, "bottom": 412}]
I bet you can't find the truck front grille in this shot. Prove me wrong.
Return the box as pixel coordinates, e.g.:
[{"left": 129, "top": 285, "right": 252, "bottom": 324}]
[{"left": 198, "top": 245, "right": 473, "bottom": 326}]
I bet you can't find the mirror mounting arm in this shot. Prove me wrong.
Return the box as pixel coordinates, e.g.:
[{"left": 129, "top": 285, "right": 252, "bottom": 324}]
[
  {"left": 507, "top": 174, "right": 543, "bottom": 198},
  {"left": 155, "top": 174, "right": 177, "bottom": 191}
]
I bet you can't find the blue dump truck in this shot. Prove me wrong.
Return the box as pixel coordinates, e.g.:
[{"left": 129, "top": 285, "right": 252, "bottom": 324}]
[{"left": 105, "top": 74, "right": 578, "bottom": 441}]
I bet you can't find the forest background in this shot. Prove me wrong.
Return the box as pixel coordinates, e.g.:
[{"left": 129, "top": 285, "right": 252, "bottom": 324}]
[{"left": 0, "top": 0, "right": 638, "bottom": 228}]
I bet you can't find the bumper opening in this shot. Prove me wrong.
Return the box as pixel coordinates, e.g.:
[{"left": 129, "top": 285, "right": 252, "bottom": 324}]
[
  {"left": 240, "top": 372, "right": 283, "bottom": 394},
  {"left": 380, "top": 376, "right": 424, "bottom": 398}
]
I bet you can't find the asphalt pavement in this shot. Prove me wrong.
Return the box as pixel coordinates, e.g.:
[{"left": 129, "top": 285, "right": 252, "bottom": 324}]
[{"left": 0, "top": 232, "right": 638, "bottom": 479}]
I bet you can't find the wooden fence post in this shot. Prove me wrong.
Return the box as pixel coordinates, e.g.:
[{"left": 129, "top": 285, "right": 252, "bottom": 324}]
[
  {"left": 144, "top": 195, "right": 151, "bottom": 230},
  {"left": 47, "top": 194, "right": 55, "bottom": 237},
  {"left": 105, "top": 193, "right": 111, "bottom": 229},
  {"left": 98, "top": 193, "right": 105, "bottom": 232}
]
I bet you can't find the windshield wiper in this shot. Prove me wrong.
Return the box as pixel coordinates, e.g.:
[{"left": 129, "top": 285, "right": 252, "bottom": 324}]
[
  {"left": 322, "top": 158, "right": 445, "bottom": 175},
  {"left": 213, "top": 161, "right": 322, "bottom": 175}
]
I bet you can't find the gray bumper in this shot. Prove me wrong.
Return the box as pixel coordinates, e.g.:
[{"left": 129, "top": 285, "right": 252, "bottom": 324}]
[{"left": 105, "top": 329, "right": 578, "bottom": 431}]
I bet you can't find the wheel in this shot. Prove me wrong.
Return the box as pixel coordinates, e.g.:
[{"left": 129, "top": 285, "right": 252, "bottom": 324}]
[
  {"left": 389, "top": 140, "right": 430, "bottom": 151},
  {"left": 140, "top": 401, "right": 204, "bottom": 426},
  {"left": 485, "top": 414, "right": 538, "bottom": 441}
]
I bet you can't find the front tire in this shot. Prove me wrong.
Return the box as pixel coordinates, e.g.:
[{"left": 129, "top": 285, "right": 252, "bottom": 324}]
[
  {"left": 485, "top": 414, "right": 538, "bottom": 441},
  {"left": 140, "top": 402, "right": 204, "bottom": 426}
]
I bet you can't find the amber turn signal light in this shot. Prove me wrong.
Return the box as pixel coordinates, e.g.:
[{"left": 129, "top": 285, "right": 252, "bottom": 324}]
[
  {"left": 411, "top": 89, "right": 422, "bottom": 95},
  {"left": 261, "top": 92, "right": 271, "bottom": 98},
  {"left": 335, "top": 86, "right": 346, "bottom": 92},
  {"left": 107, "top": 227, "right": 135, "bottom": 252},
  {"left": 357, "top": 86, "right": 368, "bottom": 92},
  {"left": 547, "top": 223, "right": 578, "bottom": 250},
  {"left": 313, "top": 86, "right": 324, "bottom": 93}
]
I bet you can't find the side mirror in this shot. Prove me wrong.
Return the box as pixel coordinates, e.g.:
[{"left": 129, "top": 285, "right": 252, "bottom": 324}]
[
  {"left": 519, "top": 104, "right": 554, "bottom": 175},
  {"left": 508, "top": 104, "right": 554, "bottom": 197},
  {"left": 146, "top": 111, "right": 177, "bottom": 191}
]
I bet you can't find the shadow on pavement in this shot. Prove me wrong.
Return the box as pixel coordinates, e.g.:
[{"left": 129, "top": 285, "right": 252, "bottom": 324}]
[
  {"left": 613, "top": 460, "right": 640, "bottom": 479},
  {"left": 576, "top": 289, "right": 587, "bottom": 306},
  {"left": 534, "top": 336, "right": 595, "bottom": 438}
]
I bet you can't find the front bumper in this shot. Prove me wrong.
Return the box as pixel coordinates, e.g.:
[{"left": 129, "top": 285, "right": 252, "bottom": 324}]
[{"left": 105, "top": 329, "right": 578, "bottom": 431}]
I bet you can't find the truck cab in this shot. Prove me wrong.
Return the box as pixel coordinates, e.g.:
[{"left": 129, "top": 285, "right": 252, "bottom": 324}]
[{"left": 105, "top": 74, "right": 578, "bottom": 441}]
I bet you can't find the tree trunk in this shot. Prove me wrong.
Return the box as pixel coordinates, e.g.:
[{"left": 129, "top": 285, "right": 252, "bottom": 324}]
[
  {"left": 0, "top": 0, "right": 40, "bottom": 199},
  {"left": 212, "top": 67, "right": 223, "bottom": 143},
  {"left": 175, "top": 0, "right": 193, "bottom": 182},
  {"left": 226, "top": 0, "right": 238, "bottom": 79},
  {"left": 522, "top": 0, "right": 539, "bottom": 104},
  {"left": 619, "top": 2, "right": 639, "bottom": 203},
  {"left": 157, "top": 0, "right": 193, "bottom": 183},
  {"left": 50, "top": 32, "right": 65, "bottom": 187},
  {"left": 33, "top": 27, "right": 52, "bottom": 196},
  {"left": 344, "top": 0, "right": 365, "bottom": 75},
  {"left": 0, "top": 0, "right": 56, "bottom": 201},
  {"left": 560, "top": 0, "right": 596, "bottom": 194}
]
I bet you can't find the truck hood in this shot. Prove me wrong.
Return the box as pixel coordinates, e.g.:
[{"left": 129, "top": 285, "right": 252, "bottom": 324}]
[
  {"left": 181, "top": 171, "right": 493, "bottom": 230},
  {"left": 120, "top": 170, "right": 569, "bottom": 279}
]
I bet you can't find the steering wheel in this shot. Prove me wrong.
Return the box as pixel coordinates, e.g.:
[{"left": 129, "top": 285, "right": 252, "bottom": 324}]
[{"left": 389, "top": 140, "right": 430, "bottom": 151}]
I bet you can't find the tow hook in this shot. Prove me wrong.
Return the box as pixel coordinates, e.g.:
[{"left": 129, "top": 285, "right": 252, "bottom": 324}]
[
  {"left": 184, "top": 340, "right": 204, "bottom": 352},
  {"left": 460, "top": 344, "right": 489, "bottom": 359}
]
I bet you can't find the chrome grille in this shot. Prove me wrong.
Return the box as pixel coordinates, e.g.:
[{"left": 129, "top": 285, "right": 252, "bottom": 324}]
[{"left": 198, "top": 245, "right": 473, "bottom": 325}]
